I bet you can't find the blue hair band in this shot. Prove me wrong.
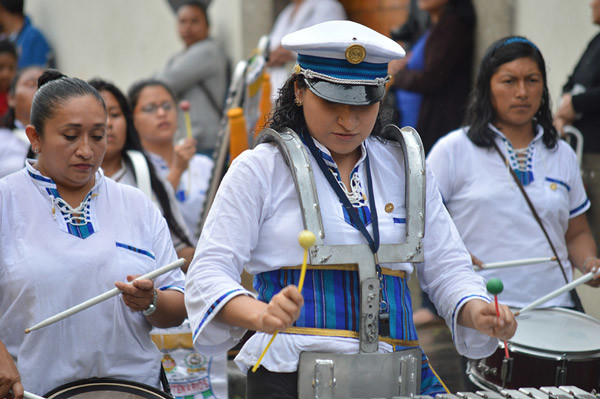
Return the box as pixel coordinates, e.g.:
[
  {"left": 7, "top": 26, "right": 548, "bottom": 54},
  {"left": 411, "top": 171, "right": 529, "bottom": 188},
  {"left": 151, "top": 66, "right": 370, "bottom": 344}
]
[{"left": 498, "top": 37, "right": 539, "bottom": 52}]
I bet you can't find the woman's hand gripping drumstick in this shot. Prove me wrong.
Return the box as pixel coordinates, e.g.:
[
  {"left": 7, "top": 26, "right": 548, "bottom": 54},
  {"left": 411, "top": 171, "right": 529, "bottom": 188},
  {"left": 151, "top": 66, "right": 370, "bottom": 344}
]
[
  {"left": 251, "top": 230, "right": 316, "bottom": 373},
  {"left": 25, "top": 258, "right": 185, "bottom": 333},
  {"left": 486, "top": 278, "right": 510, "bottom": 359}
]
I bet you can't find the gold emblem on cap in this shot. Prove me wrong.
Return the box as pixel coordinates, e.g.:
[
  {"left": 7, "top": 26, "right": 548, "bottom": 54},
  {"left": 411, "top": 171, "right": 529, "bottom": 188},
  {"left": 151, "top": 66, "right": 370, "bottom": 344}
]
[
  {"left": 385, "top": 203, "right": 394, "bottom": 213},
  {"left": 293, "top": 64, "right": 301, "bottom": 74},
  {"left": 550, "top": 183, "right": 557, "bottom": 191},
  {"left": 345, "top": 44, "right": 366, "bottom": 64}
]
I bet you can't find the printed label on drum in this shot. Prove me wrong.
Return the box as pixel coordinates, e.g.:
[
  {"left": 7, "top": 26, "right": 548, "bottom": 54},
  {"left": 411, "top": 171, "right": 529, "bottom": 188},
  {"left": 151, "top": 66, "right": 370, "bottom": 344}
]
[{"left": 151, "top": 321, "right": 227, "bottom": 399}]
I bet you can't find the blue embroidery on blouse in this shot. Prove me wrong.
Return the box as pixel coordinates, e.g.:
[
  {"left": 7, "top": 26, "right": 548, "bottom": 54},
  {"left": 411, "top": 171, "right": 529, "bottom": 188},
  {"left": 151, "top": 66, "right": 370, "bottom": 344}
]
[
  {"left": 46, "top": 188, "right": 96, "bottom": 239},
  {"left": 570, "top": 198, "right": 590, "bottom": 216},
  {"left": 193, "top": 288, "right": 244, "bottom": 339},
  {"left": 115, "top": 242, "right": 156, "bottom": 260},
  {"left": 393, "top": 217, "right": 406, "bottom": 224},
  {"left": 545, "top": 177, "right": 570, "bottom": 192},
  {"left": 451, "top": 294, "right": 490, "bottom": 342},
  {"left": 312, "top": 145, "right": 372, "bottom": 229},
  {"left": 28, "top": 169, "right": 53, "bottom": 183}
]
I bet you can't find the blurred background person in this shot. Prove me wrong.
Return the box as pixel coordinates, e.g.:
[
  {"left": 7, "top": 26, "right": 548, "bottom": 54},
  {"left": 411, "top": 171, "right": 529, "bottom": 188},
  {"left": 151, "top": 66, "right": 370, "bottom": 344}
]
[
  {"left": 156, "top": 0, "right": 228, "bottom": 155},
  {"left": 389, "top": 0, "right": 476, "bottom": 154},
  {"left": 267, "top": 0, "right": 346, "bottom": 102},
  {"left": 0, "top": 65, "right": 42, "bottom": 178},
  {"left": 554, "top": 0, "right": 600, "bottom": 248},
  {"left": 129, "top": 79, "right": 213, "bottom": 243},
  {"left": 0, "top": 39, "right": 17, "bottom": 118},
  {"left": 0, "top": 0, "right": 53, "bottom": 68},
  {"left": 90, "top": 78, "right": 196, "bottom": 271}
]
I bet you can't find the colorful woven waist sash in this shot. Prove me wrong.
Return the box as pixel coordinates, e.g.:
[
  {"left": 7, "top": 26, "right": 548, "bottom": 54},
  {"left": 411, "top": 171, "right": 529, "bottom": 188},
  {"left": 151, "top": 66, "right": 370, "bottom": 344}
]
[{"left": 254, "top": 264, "right": 418, "bottom": 346}]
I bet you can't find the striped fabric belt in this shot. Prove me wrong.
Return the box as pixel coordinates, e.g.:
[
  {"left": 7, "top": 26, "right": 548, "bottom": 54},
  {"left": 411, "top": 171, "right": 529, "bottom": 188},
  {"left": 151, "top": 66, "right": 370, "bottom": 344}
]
[{"left": 254, "top": 264, "right": 418, "bottom": 344}]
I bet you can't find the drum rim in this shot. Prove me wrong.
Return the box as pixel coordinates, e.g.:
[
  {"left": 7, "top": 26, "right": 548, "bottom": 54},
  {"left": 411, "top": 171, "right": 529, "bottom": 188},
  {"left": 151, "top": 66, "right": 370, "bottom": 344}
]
[
  {"left": 510, "top": 307, "right": 600, "bottom": 357},
  {"left": 44, "top": 377, "right": 173, "bottom": 399}
]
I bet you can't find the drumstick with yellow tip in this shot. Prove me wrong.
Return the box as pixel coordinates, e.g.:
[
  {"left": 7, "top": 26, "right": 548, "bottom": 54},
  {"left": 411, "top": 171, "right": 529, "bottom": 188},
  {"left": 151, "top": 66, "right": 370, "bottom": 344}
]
[{"left": 251, "top": 230, "right": 316, "bottom": 373}]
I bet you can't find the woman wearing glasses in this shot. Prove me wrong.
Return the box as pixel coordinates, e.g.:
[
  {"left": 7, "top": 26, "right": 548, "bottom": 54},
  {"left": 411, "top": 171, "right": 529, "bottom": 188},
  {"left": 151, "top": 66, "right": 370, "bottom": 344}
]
[{"left": 129, "top": 79, "right": 213, "bottom": 242}]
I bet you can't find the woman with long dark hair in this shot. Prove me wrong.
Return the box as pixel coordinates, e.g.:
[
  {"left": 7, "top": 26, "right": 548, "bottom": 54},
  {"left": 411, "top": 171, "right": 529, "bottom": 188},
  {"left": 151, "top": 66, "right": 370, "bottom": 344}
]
[
  {"left": 185, "top": 21, "right": 515, "bottom": 399},
  {"left": 89, "top": 78, "right": 195, "bottom": 271},
  {"left": 428, "top": 36, "right": 600, "bottom": 309}
]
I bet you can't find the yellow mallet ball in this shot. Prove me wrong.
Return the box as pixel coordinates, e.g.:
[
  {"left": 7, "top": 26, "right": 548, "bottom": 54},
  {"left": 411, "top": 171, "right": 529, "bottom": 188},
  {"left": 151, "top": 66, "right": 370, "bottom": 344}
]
[{"left": 298, "top": 230, "right": 316, "bottom": 250}]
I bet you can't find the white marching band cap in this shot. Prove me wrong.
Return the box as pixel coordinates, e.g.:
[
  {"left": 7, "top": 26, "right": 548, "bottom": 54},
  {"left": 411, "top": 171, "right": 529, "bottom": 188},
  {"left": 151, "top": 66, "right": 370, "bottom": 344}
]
[{"left": 282, "top": 20, "right": 405, "bottom": 105}]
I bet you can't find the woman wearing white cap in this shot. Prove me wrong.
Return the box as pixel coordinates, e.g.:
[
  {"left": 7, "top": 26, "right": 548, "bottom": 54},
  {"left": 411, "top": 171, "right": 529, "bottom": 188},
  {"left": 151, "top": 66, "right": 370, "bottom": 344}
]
[{"left": 185, "top": 20, "right": 516, "bottom": 398}]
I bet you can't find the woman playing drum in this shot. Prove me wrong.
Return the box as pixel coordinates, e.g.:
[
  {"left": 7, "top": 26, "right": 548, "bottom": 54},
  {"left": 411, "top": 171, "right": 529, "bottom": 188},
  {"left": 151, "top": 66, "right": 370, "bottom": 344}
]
[
  {"left": 427, "top": 36, "right": 600, "bottom": 310},
  {"left": 185, "top": 21, "right": 516, "bottom": 399},
  {"left": 0, "top": 70, "right": 186, "bottom": 396}
]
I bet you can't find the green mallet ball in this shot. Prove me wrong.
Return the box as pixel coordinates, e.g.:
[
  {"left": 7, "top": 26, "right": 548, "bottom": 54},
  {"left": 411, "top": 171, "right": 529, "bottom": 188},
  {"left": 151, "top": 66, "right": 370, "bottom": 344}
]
[
  {"left": 298, "top": 230, "right": 316, "bottom": 250},
  {"left": 486, "top": 278, "right": 504, "bottom": 295}
]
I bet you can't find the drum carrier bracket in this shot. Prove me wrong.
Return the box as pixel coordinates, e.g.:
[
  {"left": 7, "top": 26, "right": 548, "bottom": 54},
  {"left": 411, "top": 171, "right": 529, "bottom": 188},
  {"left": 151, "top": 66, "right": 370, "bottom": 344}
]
[{"left": 255, "top": 125, "right": 426, "bottom": 399}]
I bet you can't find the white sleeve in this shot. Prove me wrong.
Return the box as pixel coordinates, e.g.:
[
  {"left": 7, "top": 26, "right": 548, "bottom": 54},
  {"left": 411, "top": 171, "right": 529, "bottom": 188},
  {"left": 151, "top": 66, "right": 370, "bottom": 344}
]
[
  {"left": 562, "top": 142, "right": 590, "bottom": 218},
  {"left": 185, "top": 151, "right": 272, "bottom": 354},
  {"left": 417, "top": 167, "right": 498, "bottom": 359}
]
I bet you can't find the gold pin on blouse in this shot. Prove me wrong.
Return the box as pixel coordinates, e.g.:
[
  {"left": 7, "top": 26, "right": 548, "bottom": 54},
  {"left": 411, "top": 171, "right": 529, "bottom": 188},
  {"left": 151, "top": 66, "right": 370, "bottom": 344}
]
[
  {"left": 550, "top": 183, "right": 557, "bottom": 191},
  {"left": 385, "top": 203, "right": 394, "bottom": 213}
]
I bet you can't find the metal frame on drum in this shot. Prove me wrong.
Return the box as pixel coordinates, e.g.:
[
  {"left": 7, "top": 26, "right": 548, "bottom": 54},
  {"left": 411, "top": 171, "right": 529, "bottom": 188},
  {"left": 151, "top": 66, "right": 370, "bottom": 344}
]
[{"left": 44, "top": 378, "right": 173, "bottom": 399}]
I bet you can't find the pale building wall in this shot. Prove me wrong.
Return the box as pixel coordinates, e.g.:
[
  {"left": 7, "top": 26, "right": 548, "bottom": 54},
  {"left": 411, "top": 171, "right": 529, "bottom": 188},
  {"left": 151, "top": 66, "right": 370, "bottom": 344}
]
[{"left": 24, "top": 0, "right": 273, "bottom": 93}]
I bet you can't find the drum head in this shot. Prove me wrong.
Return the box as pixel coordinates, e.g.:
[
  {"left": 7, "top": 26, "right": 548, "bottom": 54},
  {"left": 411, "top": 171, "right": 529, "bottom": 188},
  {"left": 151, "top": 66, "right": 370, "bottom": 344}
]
[
  {"left": 512, "top": 307, "right": 600, "bottom": 356},
  {"left": 44, "top": 378, "right": 173, "bottom": 399}
]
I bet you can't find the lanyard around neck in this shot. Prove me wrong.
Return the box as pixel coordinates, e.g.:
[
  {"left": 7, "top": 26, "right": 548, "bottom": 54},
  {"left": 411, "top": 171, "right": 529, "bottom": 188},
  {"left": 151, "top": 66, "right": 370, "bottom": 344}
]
[{"left": 303, "top": 133, "right": 380, "bottom": 255}]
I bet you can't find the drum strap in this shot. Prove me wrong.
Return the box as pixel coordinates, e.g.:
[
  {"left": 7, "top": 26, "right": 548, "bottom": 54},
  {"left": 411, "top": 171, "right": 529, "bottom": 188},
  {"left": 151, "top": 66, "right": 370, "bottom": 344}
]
[
  {"left": 492, "top": 140, "right": 585, "bottom": 313},
  {"left": 159, "top": 364, "right": 171, "bottom": 394}
]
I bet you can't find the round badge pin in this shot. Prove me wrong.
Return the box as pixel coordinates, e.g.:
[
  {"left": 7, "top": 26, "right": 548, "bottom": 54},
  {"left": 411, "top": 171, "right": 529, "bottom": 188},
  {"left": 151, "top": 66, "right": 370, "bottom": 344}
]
[
  {"left": 550, "top": 183, "right": 557, "bottom": 191},
  {"left": 345, "top": 44, "right": 366, "bottom": 64}
]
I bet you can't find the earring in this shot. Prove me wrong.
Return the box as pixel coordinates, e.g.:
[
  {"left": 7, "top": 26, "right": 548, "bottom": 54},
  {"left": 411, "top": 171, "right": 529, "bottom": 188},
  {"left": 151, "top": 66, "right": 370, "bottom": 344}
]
[
  {"left": 33, "top": 147, "right": 40, "bottom": 154},
  {"left": 294, "top": 98, "right": 302, "bottom": 106}
]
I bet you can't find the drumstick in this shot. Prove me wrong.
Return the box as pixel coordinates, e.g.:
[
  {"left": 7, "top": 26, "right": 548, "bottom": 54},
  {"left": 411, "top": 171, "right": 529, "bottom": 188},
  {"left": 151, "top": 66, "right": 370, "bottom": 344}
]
[
  {"left": 477, "top": 256, "right": 556, "bottom": 270},
  {"left": 251, "top": 230, "right": 316, "bottom": 373},
  {"left": 515, "top": 267, "right": 600, "bottom": 316},
  {"left": 25, "top": 258, "right": 185, "bottom": 333},
  {"left": 179, "top": 100, "right": 193, "bottom": 197},
  {"left": 486, "top": 278, "right": 509, "bottom": 359}
]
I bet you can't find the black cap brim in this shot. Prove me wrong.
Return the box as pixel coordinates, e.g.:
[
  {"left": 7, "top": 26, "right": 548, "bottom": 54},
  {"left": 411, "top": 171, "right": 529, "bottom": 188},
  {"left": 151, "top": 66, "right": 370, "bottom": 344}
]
[{"left": 303, "top": 77, "right": 386, "bottom": 106}]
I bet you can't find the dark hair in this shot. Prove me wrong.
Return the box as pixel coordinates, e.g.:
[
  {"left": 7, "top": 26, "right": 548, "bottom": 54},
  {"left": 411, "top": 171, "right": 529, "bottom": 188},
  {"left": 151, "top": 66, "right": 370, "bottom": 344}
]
[
  {"left": 0, "top": 39, "right": 17, "bottom": 59},
  {"left": 465, "top": 36, "right": 557, "bottom": 149},
  {"left": 31, "top": 69, "right": 106, "bottom": 136},
  {"left": 89, "top": 78, "right": 192, "bottom": 248},
  {"left": 127, "top": 78, "right": 176, "bottom": 111},
  {"left": 0, "top": 0, "right": 23, "bottom": 15},
  {"left": 444, "top": 0, "right": 476, "bottom": 28},
  {"left": 177, "top": 0, "right": 210, "bottom": 27},
  {"left": 267, "top": 74, "right": 396, "bottom": 142}
]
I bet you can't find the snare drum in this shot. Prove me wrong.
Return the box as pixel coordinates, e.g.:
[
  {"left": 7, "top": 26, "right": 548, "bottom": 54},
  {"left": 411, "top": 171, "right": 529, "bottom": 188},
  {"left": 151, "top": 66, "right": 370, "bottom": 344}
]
[
  {"left": 44, "top": 378, "right": 173, "bottom": 399},
  {"left": 469, "top": 308, "right": 600, "bottom": 391}
]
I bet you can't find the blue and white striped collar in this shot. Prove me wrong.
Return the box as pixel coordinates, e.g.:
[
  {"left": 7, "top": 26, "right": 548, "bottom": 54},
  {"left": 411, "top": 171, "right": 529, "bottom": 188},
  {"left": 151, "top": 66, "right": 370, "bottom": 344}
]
[
  {"left": 488, "top": 123, "right": 544, "bottom": 146},
  {"left": 310, "top": 136, "right": 368, "bottom": 170},
  {"left": 25, "top": 159, "right": 104, "bottom": 193}
]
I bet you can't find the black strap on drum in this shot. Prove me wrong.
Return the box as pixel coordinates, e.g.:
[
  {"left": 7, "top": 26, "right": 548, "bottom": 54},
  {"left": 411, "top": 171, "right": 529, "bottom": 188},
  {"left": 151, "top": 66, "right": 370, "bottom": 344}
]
[
  {"left": 159, "top": 364, "right": 171, "bottom": 395},
  {"left": 492, "top": 139, "right": 585, "bottom": 313}
]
